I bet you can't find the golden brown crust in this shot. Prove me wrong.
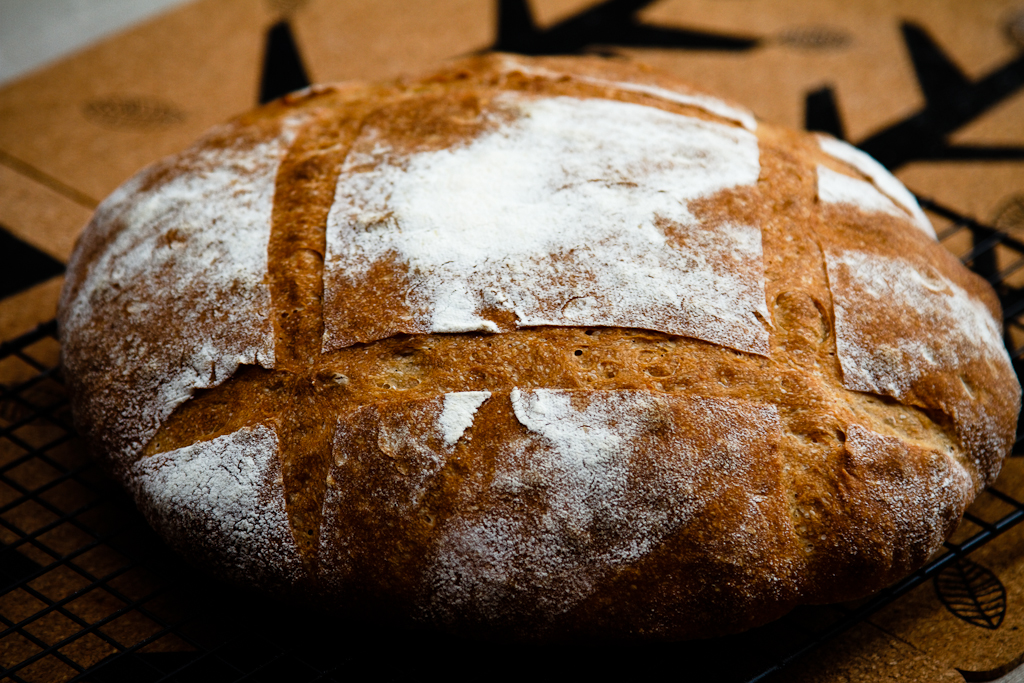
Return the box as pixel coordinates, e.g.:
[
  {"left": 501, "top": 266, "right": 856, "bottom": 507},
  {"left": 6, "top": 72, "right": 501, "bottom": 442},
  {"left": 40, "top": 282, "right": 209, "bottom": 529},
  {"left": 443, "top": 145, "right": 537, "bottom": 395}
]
[{"left": 58, "top": 53, "right": 1020, "bottom": 639}]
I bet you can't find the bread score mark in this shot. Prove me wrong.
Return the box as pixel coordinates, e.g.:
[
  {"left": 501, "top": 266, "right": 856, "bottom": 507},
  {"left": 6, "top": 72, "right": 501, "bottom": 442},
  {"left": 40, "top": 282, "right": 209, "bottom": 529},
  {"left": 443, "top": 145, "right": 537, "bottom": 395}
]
[
  {"left": 131, "top": 424, "right": 303, "bottom": 584},
  {"left": 59, "top": 115, "right": 305, "bottom": 459},
  {"left": 816, "top": 165, "right": 908, "bottom": 222},
  {"left": 817, "top": 135, "right": 935, "bottom": 238},
  {"left": 825, "top": 249, "right": 1015, "bottom": 472},
  {"left": 495, "top": 54, "right": 758, "bottom": 132},
  {"left": 425, "top": 389, "right": 792, "bottom": 624},
  {"left": 826, "top": 249, "right": 1008, "bottom": 399},
  {"left": 322, "top": 94, "right": 769, "bottom": 356}
]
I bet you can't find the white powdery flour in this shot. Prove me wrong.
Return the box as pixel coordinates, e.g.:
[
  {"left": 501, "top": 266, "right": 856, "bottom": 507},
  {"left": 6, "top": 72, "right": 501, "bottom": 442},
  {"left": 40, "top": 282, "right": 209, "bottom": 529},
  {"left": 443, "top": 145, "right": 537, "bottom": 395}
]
[
  {"left": 132, "top": 425, "right": 301, "bottom": 583},
  {"left": 61, "top": 117, "right": 303, "bottom": 456},
  {"left": 439, "top": 391, "right": 492, "bottom": 446},
  {"left": 324, "top": 94, "right": 769, "bottom": 355},
  {"left": 817, "top": 135, "right": 935, "bottom": 238},
  {"left": 318, "top": 393, "right": 492, "bottom": 581},
  {"left": 495, "top": 55, "right": 758, "bottom": 131},
  {"left": 826, "top": 249, "right": 1008, "bottom": 399},
  {"left": 843, "top": 425, "right": 972, "bottom": 553},
  {"left": 816, "top": 165, "right": 905, "bottom": 219},
  {"left": 591, "top": 77, "right": 758, "bottom": 131},
  {"left": 425, "top": 389, "right": 784, "bottom": 620}
]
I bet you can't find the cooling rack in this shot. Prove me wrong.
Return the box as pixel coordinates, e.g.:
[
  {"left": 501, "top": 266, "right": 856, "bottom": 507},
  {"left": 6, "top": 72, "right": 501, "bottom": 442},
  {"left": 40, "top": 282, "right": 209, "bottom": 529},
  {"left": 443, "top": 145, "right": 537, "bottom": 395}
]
[
  {"left": 0, "top": 194, "right": 1022, "bottom": 683},
  {"left": 3, "top": 2, "right": 1024, "bottom": 677}
]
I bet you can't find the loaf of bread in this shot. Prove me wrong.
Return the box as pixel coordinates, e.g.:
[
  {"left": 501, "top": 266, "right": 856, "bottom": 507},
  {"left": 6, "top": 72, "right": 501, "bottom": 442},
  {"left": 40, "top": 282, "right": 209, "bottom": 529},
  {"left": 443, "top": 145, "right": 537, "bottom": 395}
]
[{"left": 58, "top": 54, "right": 1020, "bottom": 639}]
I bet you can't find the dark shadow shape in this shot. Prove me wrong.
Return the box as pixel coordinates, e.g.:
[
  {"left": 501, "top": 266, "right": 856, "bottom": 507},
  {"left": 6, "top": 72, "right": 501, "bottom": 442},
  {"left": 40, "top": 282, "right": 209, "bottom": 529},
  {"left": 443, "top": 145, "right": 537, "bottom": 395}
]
[
  {"left": 0, "top": 226, "right": 65, "bottom": 301},
  {"left": 857, "top": 22, "right": 1024, "bottom": 170},
  {"left": 0, "top": 544, "right": 45, "bottom": 591},
  {"left": 493, "top": 0, "right": 758, "bottom": 56},
  {"left": 920, "top": 145, "right": 1024, "bottom": 161},
  {"left": 903, "top": 20, "right": 972, "bottom": 113},
  {"left": 804, "top": 86, "right": 846, "bottom": 140},
  {"left": 493, "top": 0, "right": 537, "bottom": 52},
  {"left": 799, "top": 23, "right": 1024, "bottom": 171},
  {"left": 83, "top": 613, "right": 790, "bottom": 683},
  {"left": 83, "top": 652, "right": 207, "bottom": 683},
  {"left": 259, "top": 20, "right": 311, "bottom": 105}
]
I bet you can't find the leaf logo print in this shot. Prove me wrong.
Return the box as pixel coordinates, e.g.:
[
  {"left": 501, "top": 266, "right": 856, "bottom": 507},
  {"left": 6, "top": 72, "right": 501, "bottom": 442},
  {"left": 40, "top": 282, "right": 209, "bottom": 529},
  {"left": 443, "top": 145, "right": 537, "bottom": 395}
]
[{"left": 934, "top": 558, "right": 1007, "bottom": 629}]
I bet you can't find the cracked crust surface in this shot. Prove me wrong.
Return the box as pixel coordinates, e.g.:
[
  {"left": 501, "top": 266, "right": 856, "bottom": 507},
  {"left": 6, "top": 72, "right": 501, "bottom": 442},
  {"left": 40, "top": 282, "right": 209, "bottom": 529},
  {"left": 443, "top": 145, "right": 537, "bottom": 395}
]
[{"left": 58, "top": 54, "right": 1020, "bottom": 639}]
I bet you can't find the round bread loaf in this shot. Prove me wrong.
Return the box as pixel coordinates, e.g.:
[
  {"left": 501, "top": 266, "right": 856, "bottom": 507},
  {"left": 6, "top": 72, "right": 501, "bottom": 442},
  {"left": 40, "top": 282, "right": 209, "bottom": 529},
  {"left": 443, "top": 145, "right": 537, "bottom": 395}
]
[{"left": 58, "top": 54, "right": 1020, "bottom": 639}]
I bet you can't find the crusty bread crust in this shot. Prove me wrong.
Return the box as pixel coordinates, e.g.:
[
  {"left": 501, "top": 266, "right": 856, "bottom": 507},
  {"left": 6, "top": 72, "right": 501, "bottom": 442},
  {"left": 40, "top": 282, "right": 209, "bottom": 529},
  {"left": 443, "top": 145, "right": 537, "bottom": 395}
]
[{"left": 58, "top": 54, "right": 1020, "bottom": 639}]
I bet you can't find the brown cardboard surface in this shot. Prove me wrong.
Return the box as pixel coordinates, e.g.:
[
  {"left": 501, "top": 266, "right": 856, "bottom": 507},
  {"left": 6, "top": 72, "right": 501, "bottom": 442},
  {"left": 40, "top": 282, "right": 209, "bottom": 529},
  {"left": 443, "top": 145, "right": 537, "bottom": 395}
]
[
  {"left": 902, "top": 161, "right": 1024, "bottom": 229},
  {"left": 781, "top": 621, "right": 966, "bottom": 683},
  {"left": 1, "top": 0, "right": 1023, "bottom": 680},
  {"left": 629, "top": 0, "right": 1024, "bottom": 225},
  {"left": 635, "top": 0, "right": 1024, "bottom": 133},
  {"left": 0, "top": 277, "right": 64, "bottom": 343},
  {"left": 292, "top": 0, "right": 493, "bottom": 83},
  {"left": 636, "top": 0, "right": 922, "bottom": 135},
  {"left": 0, "top": 166, "right": 92, "bottom": 263},
  {"left": 0, "top": 0, "right": 274, "bottom": 203}
]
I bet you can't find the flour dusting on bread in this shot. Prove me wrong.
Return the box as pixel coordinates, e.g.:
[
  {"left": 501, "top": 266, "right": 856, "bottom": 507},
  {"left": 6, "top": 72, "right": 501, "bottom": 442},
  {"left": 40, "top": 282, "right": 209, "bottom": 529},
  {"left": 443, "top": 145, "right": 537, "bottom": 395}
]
[
  {"left": 440, "top": 391, "right": 491, "bottom": 446},
  {"left": 324, "top": 94, "right": 768, "bottom": 354},
  {"left": 826, "top": 249, "right": 1007, "bottom": 399},
  {"left": 817, "top": 165, "right": 905, "bottom": 219},
  {"left": 497, "top": 55, "right": 757, "bottom": 132},
  {"left": 132, "top": 425, "right": 301, "bottom": 583},
  {"left": 56, "top": 53, "right": 1019, "bottom": 640},
  {"left": 817, "top": 135, "right": 935, "bottom": 238},
  {"left": 841, "top": 425, "right": 973, "bottom": 560},
  {"left": 426, "top": 390, "right": 788, "bottom": 624},
  {"left": 59, "top": 116, "right": 303, "bottom": 459}
]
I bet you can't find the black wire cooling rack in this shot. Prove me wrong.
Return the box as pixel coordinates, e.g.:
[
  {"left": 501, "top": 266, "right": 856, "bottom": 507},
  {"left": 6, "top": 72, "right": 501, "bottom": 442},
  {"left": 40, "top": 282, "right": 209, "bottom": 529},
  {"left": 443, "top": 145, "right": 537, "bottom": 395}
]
[{"left": 1, "top": 196, "right": 1023, "bottom": 683}]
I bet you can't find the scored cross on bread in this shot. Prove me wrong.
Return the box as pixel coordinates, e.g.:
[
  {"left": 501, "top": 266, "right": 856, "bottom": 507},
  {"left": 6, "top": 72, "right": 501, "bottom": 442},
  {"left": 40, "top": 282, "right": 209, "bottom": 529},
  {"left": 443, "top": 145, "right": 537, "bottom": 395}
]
[{"left": 58, "top": 54, "right": 1019, "bottom": 639}]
